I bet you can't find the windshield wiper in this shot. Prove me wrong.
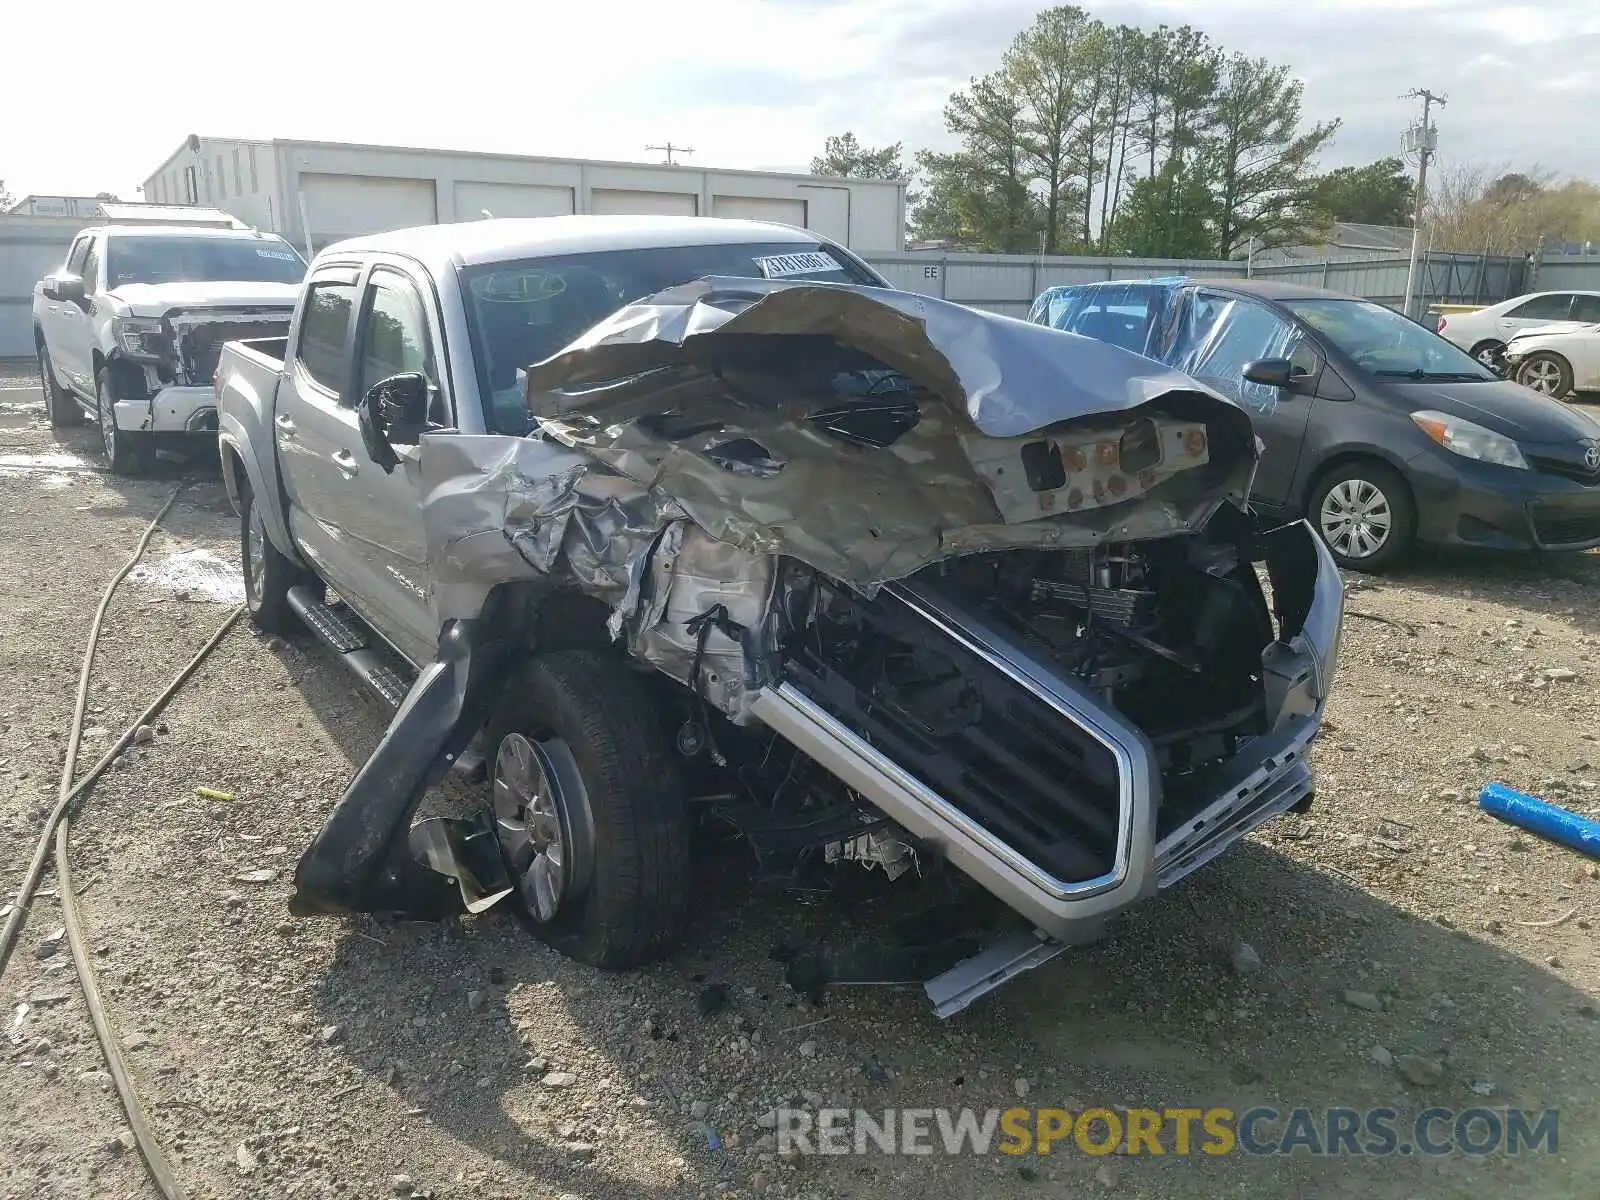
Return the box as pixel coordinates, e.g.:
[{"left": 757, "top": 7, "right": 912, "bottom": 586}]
[{"left": 1374, "top": 369, "right": 1488, "bottom": 381}]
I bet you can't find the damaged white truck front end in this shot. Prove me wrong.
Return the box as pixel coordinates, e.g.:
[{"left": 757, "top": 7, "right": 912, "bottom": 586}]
[
  {"left": 109, "top": 290, "right": 298, "bottom": 434},
  {"left": 285, "top": 274, "right": 1343, "bottom": 1017}
]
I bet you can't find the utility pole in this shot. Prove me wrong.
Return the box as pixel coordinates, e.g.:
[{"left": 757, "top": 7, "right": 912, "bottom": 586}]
[
  {"left": 1400, "top": 89, "right": 1445, "bottom": 320},
  {"left": 647, "top": 143, "right": 694, "bottom": 166}
]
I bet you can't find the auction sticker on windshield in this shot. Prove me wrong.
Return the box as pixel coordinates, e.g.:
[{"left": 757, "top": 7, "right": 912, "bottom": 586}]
[
  {"left": 755, "top": 251, "right": 843, "bottom": 278},
  {"left": 255, "top": 248, "right": 300, "bottom": 261}
]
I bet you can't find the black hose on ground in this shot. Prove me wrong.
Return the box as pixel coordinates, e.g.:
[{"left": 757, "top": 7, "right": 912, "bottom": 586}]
[{"left": 0, "top": 483, "right": 248, "bottom": 1200}]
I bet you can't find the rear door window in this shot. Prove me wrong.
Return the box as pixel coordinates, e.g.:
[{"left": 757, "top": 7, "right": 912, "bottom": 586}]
[
  {"left": 1505, "top": 293, "right": 1574, "bottom": 321},
  {"left": 1570, "top": 294, "right": 1600, "bottom": 323}
]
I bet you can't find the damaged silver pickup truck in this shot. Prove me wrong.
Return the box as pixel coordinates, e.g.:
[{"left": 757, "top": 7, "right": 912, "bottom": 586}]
[{"left": 215, "top": 216, "right": 1343, "bottom": 1016}]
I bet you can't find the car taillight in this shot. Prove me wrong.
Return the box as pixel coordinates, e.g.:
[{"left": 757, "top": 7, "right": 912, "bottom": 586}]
[{"left": 1437, "top": 317, "right": 1448, "bottom": 331}]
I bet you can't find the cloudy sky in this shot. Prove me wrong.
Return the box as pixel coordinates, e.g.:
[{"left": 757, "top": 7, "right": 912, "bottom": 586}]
[{"left": 7, "top": 0, "right": 1599, "bottom": 200}]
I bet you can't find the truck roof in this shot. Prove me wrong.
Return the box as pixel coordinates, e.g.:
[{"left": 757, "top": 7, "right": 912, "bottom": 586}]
[
  {"left": 324, "top": 215, "right": 834, "bottom": 271},
  {"left": 82, "top": 224, "right": 291, "bottom": 241}
]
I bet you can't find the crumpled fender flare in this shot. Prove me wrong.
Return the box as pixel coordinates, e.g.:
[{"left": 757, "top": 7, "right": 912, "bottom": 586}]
[{"left": 217, "top": 420, "right": 307, "bottom": 570}]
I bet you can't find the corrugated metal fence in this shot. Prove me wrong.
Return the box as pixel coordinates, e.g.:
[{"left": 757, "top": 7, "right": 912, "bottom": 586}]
[
  {"left": 864, "top": 253, "right": 1241, "bottom": 319},
  {"left": 1532, "top": 254, "right": 1600, "bottom": 292},
  {"left": 4, "top": 211, "right": 1599, "bottom": 358},
  {"left": 864, "top": 250, "right": 1545, "bottom": 318}
]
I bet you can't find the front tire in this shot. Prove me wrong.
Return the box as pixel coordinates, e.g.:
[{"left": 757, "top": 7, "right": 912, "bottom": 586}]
[
  {"left": 95, "top": 367, "right": 153, "bottom": 475},
  {"left": 1309, "top": 460, "right": 1416, "bottom": 572},
  {"left": 1516, "top": 351, "right": 1574, "bottom": 398},
  {"left": 486, "top": 651, "right": 689, "bottom": 969},
  {"left": 38, "top": 340, "right": 83, "bottom": 428}
]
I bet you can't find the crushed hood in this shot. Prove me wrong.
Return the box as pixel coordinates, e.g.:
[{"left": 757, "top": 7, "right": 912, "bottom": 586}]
[
  {"left": 108, "top": 280, "right": 300, "bottom": 317},
  {"left": 418, "top": 278, "right": 1259, "bottom": 619}
]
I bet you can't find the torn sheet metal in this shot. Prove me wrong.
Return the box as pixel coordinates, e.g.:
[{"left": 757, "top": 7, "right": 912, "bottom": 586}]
[
  {"left": 416, "top": 433, "right": 687, "bottom": 622},
  {"left": 414, "top": 280, "right": 1259, "bottom": 642},
  {"left": 509, "top": 278, "right": 1259, "bottom": 588}
]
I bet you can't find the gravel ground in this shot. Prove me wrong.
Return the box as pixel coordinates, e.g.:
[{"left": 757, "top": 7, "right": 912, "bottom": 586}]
[{"left": 2, "top": 357, "right": 1599, "bottom": 1199}]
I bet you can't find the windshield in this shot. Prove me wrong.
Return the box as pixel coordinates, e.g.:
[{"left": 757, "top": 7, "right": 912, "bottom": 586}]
[
  {"left": 105, "top": 236, "right": 308, "bottom": 287},
  {"left": 460, "top": 240, "right": 882, "bottom": 433},
  {"left": 1285, "top": 298, "right": 1495, "bottom": 380}
]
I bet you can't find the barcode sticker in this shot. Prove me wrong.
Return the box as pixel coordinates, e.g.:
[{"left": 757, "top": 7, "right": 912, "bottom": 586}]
[{"left": 754, "top": 251, "right": 842, "bottom": 279}]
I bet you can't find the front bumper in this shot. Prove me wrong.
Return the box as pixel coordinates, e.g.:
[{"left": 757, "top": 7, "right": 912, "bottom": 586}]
[
  {"left": 1405, "top": 444, "right": 1600, "bottom": 551},
  {"left": 113, "top": 384, "right": 219, "bottom": 435},
  {"left": 748, "top": 520, "right": 1344, "bottom": 943}
]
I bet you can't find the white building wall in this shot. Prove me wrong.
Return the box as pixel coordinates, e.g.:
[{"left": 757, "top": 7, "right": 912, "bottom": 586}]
[
  {"left": 207, "top": 140, "right": 901, "bottom": 253},
  {"left": 141, "top": 137, "right": 278, "bottom": 229},
  {"left": 143, "top": 138, "right": 906, "bottom": 253}
]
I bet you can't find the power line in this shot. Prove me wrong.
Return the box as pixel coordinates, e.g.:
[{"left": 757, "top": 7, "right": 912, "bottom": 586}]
[
  {"left": 647, "top": 143, "right": 694, "bottom": 166},
  {"left": 1400, "top": 89, "right": 1446, "bottom": 320}
]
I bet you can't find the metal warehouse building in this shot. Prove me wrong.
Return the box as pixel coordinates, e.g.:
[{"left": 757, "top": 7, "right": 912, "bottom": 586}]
[{"left": 140, "top": 137, "right": 907, "bottom": 255}]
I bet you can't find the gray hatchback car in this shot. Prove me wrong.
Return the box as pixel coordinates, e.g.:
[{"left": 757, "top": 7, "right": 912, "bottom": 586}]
[{"left": 1029, "top": 278, "right": 1600, "bottom": 570}]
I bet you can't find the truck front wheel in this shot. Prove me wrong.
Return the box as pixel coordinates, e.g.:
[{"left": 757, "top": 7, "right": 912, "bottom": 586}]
[
  {"left": 95, "top": 367, "right": 153, "bottom": 475},
  {"left": 486, "top": 651, "right": 689, "bottom": 969}
]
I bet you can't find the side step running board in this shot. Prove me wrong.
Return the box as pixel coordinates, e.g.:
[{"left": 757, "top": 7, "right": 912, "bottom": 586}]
[
  {"left": 286, "top": 586, "right": 411, "bottom": 709},
  {"left": 285, "top": 586, "right": 487, "bottom": 780},
  {"left": 923, "top": 930, "right": 1070, "bottom": 1019}
]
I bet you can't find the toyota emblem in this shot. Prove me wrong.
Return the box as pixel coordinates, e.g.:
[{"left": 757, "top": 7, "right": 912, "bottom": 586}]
[{"left": 1587, "top": 443, "right": 1600, "bottom": 472}]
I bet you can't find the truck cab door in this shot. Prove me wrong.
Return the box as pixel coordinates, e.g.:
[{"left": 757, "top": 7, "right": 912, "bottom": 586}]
[
  {"left": 50, "top": 236, "right": 95, "bottom": 392},
  {"left": 276, "top": 261, "right": 442, "bottom": 666},
  {"left": 332, "top": 266, "right": 445, "bottom": 662}
]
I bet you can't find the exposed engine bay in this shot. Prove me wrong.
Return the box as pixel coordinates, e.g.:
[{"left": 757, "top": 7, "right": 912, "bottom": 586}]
[
  {"left": 138, "top": 308, "right": 293, "bottom": 391},
  {"left": 638, "top": 515, "right": 1278, "bottom": 893}
]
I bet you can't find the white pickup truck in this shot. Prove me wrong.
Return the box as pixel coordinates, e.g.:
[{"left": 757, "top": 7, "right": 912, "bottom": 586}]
[{"left": 32, "top": 223, "right": 306, "bottom": 473}]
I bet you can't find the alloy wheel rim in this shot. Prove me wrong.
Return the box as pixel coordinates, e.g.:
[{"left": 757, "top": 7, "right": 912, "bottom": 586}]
[
  {"left": 1522, "top": 359, "right": 1562, "bottom": 394},
  {"left": 492, "top": 733, "right": 591, "bottom": 923},
  {"left": 246, "top": 506, "right": 267, "bottom": 606},
  {"left": 1319, "top": 478, "right": 1393, "bottom": 560},
  {"left": 1475, "top": 346, "right": 1500, "bottom": 367},
  {"left": 98, "top": 386, "right": 115, "bottom": 459}
]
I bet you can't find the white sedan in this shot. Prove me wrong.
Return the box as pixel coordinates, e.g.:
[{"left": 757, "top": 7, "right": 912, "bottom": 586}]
[
  {"left": 1437, "top": 290, "right": 1600, "bottom": 369},
  {"left": 1504, "top": 323, "right": 1600, "bottom": 397}
]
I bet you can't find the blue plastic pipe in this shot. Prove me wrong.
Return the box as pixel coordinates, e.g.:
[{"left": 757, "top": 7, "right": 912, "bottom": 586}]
[{"left": 1478, "top": 782, "right": 1600, "bottom": 860}]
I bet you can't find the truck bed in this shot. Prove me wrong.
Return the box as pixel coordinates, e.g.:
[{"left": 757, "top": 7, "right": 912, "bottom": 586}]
[{"left": 225, "top": 336, "right": 288, "bottom": 371}]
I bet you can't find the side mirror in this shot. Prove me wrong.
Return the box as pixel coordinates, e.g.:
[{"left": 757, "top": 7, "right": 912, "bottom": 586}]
[
  {"left": 1242, "top": 358, "right": 1294, "bottom": 388},
  {"left": 54, "top": 275, "right": 86, "bottom": 305},
  {"left": 357, "top": 372, "right": 430, "bottom": 474}
]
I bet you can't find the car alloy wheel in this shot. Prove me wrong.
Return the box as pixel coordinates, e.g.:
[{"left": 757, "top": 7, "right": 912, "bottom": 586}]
[
  {"left": 98, "top": 383, "right": 117, "bottom": 460},
  {"left": 245, "top": 503, "right": 268, "bottom": 608},
  {"left": 492, "top": 732, "right": 595, "bottom": 923},
  {"left": 1318, "top": 477, "right": 1393, "bottom": 561},
  {"left": 1519, "top": 356, "right": 1565, "bottom": 395}
]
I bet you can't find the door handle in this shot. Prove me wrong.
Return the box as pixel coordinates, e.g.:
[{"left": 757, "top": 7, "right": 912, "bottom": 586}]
[
  {"left": 332, "top": 449, "right": 360, "bottom": 478},
  {"left": 274, "top": 414, "right": 297, "bottom": 438}
]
